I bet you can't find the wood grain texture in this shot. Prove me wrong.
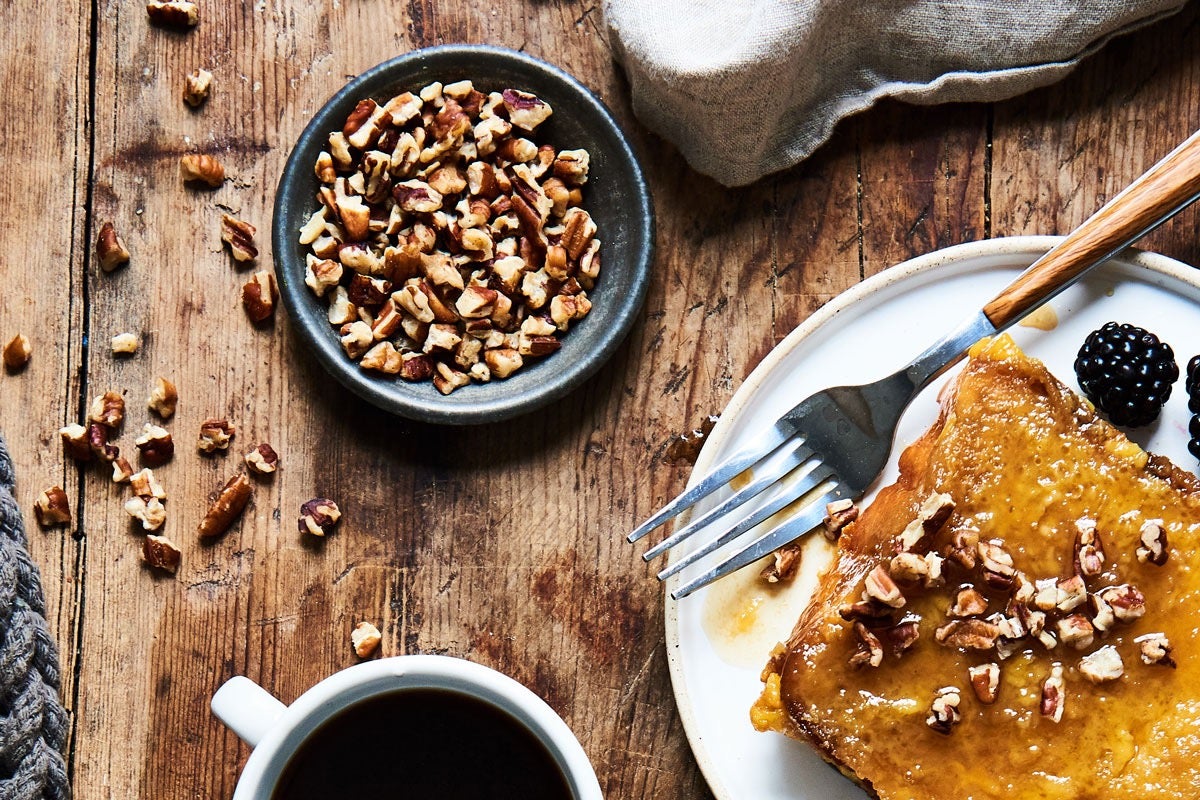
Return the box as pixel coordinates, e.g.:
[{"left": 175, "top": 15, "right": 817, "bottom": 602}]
[{"left": 3, "top": 2, "right": 1200, "bottom": 799}]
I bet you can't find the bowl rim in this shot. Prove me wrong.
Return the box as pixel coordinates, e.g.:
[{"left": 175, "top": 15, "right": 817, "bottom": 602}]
[{"left": 272, "top": 44, "right": 655, "bottom": 425}]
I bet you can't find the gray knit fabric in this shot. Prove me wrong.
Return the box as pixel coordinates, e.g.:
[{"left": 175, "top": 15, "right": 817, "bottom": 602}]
[{"left": 0, "top": 435, "right": 70, "bottom": 800}]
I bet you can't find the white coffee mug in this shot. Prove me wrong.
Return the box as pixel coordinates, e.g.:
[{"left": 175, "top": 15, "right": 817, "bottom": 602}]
[{"left": 211, "top": 654, "right": 603, "bottom": 799}]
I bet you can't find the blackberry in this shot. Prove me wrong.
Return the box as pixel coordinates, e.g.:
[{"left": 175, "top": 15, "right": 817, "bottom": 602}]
[
  {"left": 1074, "top": 322, "right": 1178, "bottom": 428},
  {"left": 1189, "top": 355, "right": 1200, "bottom": 459}
]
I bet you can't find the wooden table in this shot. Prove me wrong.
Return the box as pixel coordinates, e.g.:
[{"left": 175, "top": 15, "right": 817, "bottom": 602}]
[{"left": 5, "top": 2, "right": 1200, "bottom": 797}]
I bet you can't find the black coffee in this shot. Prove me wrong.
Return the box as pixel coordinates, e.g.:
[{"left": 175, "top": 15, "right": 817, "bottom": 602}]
[{"left": 270, "top": 688, "right": 575, "bottom": 799}]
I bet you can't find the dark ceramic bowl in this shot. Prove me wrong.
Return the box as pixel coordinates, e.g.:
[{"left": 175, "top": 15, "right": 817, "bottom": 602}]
[{"left": 273, "top": 45, "right": 654, "bottom": 425}]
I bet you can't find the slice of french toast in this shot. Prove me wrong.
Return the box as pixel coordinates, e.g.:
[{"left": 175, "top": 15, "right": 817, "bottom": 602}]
[{"left": 752, "top": 334, "right": 1200, "bottom": 798}]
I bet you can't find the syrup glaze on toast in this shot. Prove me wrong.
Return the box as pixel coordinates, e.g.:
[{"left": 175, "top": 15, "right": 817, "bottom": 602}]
[{"left": 752, "top": 335, "right": 1200, "bottom": 798}]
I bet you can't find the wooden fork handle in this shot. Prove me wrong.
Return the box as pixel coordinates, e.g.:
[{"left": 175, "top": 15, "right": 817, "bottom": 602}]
[{"left": 982, "top": 128, "right": 1200, "bottom": 329}]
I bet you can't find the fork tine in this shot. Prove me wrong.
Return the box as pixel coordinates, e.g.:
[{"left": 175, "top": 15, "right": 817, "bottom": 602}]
[
  {"left": 656, "top": 461, "right": 835, "bottom": 581},
  {"left": 626, "top": 427, "right": 792, "bottom": 543},
  {"left": 670, "top": 481, "right": 849, "bottom": 600},
  {"left": 641, "top": 438, "right": 813, "bottom": 561}
]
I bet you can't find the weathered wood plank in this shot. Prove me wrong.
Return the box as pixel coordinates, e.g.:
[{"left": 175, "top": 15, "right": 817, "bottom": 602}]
[{"left": 0, "top": 0, "right": 90, "bottom": 768}]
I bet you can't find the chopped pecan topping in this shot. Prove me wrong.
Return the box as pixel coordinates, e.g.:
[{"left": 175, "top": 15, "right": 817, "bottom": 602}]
[
  {"left": 864, "top": 565, "right": 905, "bottom": 609},
  {"left": 1055, "top": 613, "right": 1094, "bottom": 650},
  {"left": 926, "top": 686, "right": 962, "bottom": 734},
  {"left": 1079, "top": 645, "right": 1124, "bottom": 684},
  {"left": 976, "top": 539, "right": 1016, "bottom": 590},
  {"left": 948, "top": 586, "right": 988, "bottom": 618},
  {"left": 934, "top": 618, "right": 1000, "bottom": 650},
  {"left": 848, "top": 621, "right": 884, "bottom": 669},
  {"left": 1098, "top": 584, "right": 1145, "bottom": 623},
  {"left": 1040, "top": 664, "right": 1065, "bottom": 722},
  {"left": 1133, "top": 632, "right": 1176, "bottom": 667},
  {"left": 1136, "top": 519, "right": 1169, "bottom": 566},
  {"left": 1054, "top": 575, "right": 1087, "bottom": 612},
  {"left": 1073, "top": 518, "right": 1105, "bottom": 578},
  {"left": 1088, "top": 591, "right": 1115, "bottom": 633},
  {"left": 895, "top": 492, "right": 955, "bottom": 553},
  {"left": 968, "top": 662, "right": 1000, "bottom": 704}
]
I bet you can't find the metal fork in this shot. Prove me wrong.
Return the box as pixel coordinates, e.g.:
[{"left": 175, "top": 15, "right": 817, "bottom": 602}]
[{"left": 631, "top": 128, "right": 1200, "bottom": 600}]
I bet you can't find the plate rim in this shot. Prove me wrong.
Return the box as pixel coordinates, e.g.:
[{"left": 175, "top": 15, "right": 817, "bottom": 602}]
[{"left": 662, "top": 234, "right": 1200, "bottom": 800}]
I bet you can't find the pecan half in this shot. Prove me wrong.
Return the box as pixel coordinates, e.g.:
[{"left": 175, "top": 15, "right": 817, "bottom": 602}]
[
  {"left": 180, "top": 153, "right": 225, "bottom": 187},
  {"left": 198, "top": 473, "right": 253, "bottom": 538}
]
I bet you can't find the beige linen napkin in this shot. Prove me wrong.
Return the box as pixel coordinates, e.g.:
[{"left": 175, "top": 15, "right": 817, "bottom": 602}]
[{"left": 604, "top": 1, "right": 1186, "bottom": 186}]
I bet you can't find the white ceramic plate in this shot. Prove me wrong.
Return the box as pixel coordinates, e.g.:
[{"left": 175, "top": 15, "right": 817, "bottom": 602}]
[{"left": 664, "top": 236, "right": 1200, "bottom": 800}]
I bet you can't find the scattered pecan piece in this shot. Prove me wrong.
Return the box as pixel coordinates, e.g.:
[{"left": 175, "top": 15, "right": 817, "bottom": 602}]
[
  {"left": 146, "top": 0, "right": 198, "bottom": 27},
  {"left": 135, "top": 424, "right": 174, "bottom": 466},
  {"left": 124, "top": 495, "right": 166, "bottom": 531},
  {"left": 129, "top": 468, "right": 167, "bottom": 500},
  {"left": 197, "top": 418, "right": 235, "bottom": 453},
  {"left": 925, "top": 687, "right": 962, "bottom": 734},
  {"left": 60, "top": 424, "right": 91, "bottom": 462},
  {"left": 198, "top": 473, "right": 252, "bottom": 538},
  {"left": 1136, "top": 519, "right": 1169, "bottom": 566},
  {"left": 299, "top": 498, "right": 341, "bottom": 536},
  {"left": 33, "top": 486, "right": 71, "bottom": 528},
  {"left": 142, "top": 534, "right": 182, "bottom": 573},
  {"left": 351, "top": 622, "right": 382, "bottom": 659},
  {"left": 180, "top": 153, "right": 225, "bottom": 187},
  {"left": 221, "top": 214, "right": 258, "bottom": 262},
  {"left": 88, "top": 391, "right": 126, "bottom": 429},
  {"left": 87, "top": 423, "right": 119, "bottom": 462},
  {"left": 894, "top": 492, "right": 955, "bottom": 553},
  {"left": 111, "top": 332, "right": 139, "bottom": 355},
  {"left": 182, "top": 68, "right": 212, "bottom": 107},
  {"left": 111, "top": 456, "right": 134, "bottom": 483},
  {"left": 759, "top": 541, "right": 802, "bottom": 584},
  {"left": 242, "top": 270, "right": 278, "bottom": 322},
  {"left": 244, "top": 443, "right": 279, "bottom": 475},
  {"left": 148, "top": 377, "right": 178, "bottom": 419},
  {"left": 3, "top": 334, "right": 31, "bottom": 372},
  {"left": 96, "top": 222, "right": 131, "bottom": 272}
]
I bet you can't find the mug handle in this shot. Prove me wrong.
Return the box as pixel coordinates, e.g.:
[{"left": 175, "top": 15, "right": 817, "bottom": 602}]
[{"left": 211, "top": 676, "right": 288, "bottom": 748}]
